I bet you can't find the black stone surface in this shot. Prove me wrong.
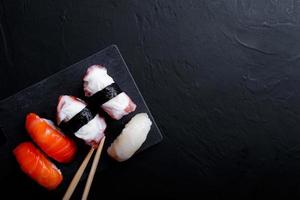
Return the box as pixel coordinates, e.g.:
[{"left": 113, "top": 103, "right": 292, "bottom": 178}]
[{"left": 1, "top": 0, "right": 300, "bottom": 199}]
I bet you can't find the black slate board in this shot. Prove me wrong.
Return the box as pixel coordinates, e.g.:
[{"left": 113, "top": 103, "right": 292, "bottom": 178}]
[{"left": 0, "top": 45, "right": 162, "bottom": 197}]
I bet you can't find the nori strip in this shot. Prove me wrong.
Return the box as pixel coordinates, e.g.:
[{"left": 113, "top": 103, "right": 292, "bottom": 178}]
[
  {"left": 87, "top": 82, "right": 122, "bottom": 106},
  {"left": 59, "top": 105, "right": 97, "bottom": 134}
]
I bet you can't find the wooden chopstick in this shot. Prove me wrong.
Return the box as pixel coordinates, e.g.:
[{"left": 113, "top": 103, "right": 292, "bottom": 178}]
[
  {"left": 81, "top": 136, "right": 106, "bottom": 200},
  {"left": 63, "top": 147, "right": 95, "bottom": 200}
]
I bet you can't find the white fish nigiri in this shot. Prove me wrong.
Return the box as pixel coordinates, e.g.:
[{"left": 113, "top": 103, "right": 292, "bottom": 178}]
[
  {"left": 107, "top": 113, "right": 152, "bottom": 162},
  {"left": 57, "top": 95, "right": 106, "bottom": 147},
  {"left": 83, "top": 65, "right": 136, "bottom": 120}
]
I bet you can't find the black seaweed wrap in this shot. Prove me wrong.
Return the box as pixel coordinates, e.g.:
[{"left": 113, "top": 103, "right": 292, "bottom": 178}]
[
  {"left": 59, "top": 105, "right": 97, "bottom": 134},
  {"left": 87, "top": 82, "right": 122, "bottom": 106}
]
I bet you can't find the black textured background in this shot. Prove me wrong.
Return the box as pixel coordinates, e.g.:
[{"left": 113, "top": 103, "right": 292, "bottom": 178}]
[{"left": 1, "top": 0, "right": 300, "bottom": 199}]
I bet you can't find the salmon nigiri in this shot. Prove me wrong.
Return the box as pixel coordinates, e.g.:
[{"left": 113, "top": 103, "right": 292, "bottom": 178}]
[
  {"left": 13, "top": 142, "right": 63, "bottom": 190},
  {"left": 26, "top": 113, "right": 77, "bottom": 163}
]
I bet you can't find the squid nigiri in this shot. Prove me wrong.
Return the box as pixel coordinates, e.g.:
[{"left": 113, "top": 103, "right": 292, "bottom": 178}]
[
  {"left": 57, "top": 95, "right": 106, "bottom": 147},
  {"left": 107, "top": 113, "right": 152, "bottom": 162},
  {"left": 13, "top": 142, "right": 63, "bottom": 190},
  {"left": 83, "top": 65, "right": 136, "bottom": 120},
  {"left": 26, "top": 113, "right": 77, "bottom": 163}
]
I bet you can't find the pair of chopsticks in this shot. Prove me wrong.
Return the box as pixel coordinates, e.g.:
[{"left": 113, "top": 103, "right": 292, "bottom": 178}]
[{"left": 63, "top": 136, "right": 106, "bottom": 200}]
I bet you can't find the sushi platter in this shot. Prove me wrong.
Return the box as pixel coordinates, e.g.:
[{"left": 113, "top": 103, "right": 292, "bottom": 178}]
[{"left": 0, "top": 45, "right": 163, "bottom": 198}]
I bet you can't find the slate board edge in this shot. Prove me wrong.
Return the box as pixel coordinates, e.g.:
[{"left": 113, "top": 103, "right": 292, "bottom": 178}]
[
  {"left": 113, "top": 45, "right": 163, "bottom": 144},
  {"left": 0, "top": 45, "right": 113, "bottom": 104}
]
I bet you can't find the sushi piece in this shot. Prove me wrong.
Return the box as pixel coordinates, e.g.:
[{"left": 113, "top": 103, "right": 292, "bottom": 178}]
[
  {"left": 83, "top": 65, "right": 136, "bottom": 120},
  {"left": 107, "top": 113, "right": 152, "bottom": 162},
  {"left": 57, "top": 95, "right": 106, "bottom": 147},
  {"left": 26, "top": 113, "right": 77, "bottom": 163},
  {"left": 13, "top": 142, "right": 63, "bottom": 190}
]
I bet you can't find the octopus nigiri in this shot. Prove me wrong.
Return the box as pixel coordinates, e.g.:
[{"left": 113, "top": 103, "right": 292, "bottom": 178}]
[
  {"left": 107, "top": 113, "right": 152, "bottom": 162},
  {"left": 83, "top": 65, "right": 136, "bottom": 120},
  {"left": 13, "top": 142, "right": 63, "bottom": 190},
  {"left": 26, "top": 113, "right": 77, "bottom": 163},
  {"left": 57, "top": 95, "right": 106, "bottom": 147}
]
